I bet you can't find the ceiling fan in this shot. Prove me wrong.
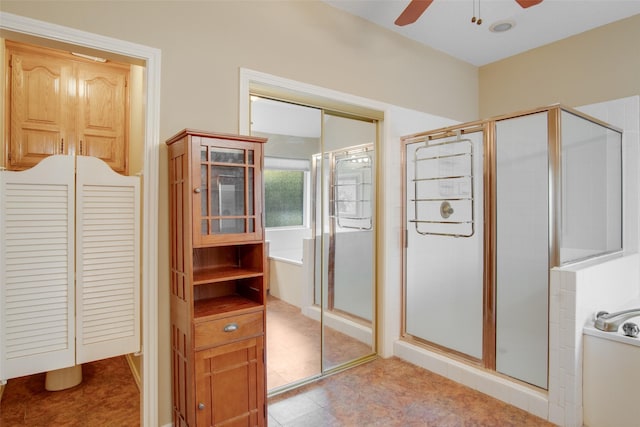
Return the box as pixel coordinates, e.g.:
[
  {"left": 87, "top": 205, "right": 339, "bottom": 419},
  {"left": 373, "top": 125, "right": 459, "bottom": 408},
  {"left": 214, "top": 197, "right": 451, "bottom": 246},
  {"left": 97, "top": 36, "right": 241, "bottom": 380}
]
[{"left": 395, "top": 0, "right": 544, "bottom": 26}]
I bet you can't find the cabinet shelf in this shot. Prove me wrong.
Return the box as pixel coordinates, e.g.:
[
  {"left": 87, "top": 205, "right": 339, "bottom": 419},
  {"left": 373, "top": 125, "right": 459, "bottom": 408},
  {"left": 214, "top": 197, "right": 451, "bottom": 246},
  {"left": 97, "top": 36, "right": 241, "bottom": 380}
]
[
  {"left": 193, "top": 266, "right": 263, "bottom": 285},
  {"left": 193, "top": 295, "right": 262, "bottom": 321}
]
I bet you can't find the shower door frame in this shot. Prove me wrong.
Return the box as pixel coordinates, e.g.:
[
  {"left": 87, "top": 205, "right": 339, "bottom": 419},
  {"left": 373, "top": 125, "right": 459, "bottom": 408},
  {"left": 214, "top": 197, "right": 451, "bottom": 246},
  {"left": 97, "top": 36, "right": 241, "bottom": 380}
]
[
  {"left": 400, "top": 121, "right": 493, "bottom": 367},
  {"left": 400, "top": 113, "right": 548, "bottom": 372},
  {"left": 400, "top": 104, "right": 624, "bottom": 385},
  {"left": 400, "top": 109, "right": 556, "bottom": 373}
]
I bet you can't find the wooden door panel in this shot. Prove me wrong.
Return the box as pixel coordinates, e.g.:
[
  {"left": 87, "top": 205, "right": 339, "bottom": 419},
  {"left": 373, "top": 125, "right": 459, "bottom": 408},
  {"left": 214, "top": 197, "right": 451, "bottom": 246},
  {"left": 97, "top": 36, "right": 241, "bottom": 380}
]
[
  {"left": 77, "top": 62, "right": 129, "bottom": 174},
  {"left": 191, "top": 137, "right": 263, "bottom": 247},
  {"left": 195, "top": 337, "right": 264, "bottom": 427},
  {"left": 9, "top": 50, "right": 72, "bottom": 170}
]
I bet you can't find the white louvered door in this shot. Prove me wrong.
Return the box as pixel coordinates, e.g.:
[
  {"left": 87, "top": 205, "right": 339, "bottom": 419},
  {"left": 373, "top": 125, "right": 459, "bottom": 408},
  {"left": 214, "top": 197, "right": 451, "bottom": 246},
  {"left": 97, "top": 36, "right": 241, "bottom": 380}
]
[
  {"left": 0, "top": 155, "right": 140, "bottom": 381},
  {"left": 0, "top": 155, "right": 76, "bottom": 380},
  {"left": 75, "top": 156, "right": 140, "bottom": 363}
]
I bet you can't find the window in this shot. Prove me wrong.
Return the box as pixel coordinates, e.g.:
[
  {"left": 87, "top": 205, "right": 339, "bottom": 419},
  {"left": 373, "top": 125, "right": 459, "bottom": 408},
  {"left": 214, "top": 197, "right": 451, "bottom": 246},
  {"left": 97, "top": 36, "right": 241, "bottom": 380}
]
[
  {"left": 264, "top": 170, "right": 305, "bottom": 227},
  {"left": 264, "top": 157, "right": 310, "bottom": 228}
]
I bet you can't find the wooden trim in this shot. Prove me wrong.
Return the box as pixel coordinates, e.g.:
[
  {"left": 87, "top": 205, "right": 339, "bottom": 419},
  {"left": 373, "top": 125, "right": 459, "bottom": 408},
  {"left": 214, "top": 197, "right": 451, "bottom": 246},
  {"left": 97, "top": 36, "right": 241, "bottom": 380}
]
[
  {"left": 166, "top": 128, "right": 267, "bottom": 146},
  {"left": 4, "top": 39, "right": 131, "bottom": 69},
  {"left": 125, "top": 353, "right": 142, "bottom": 392}
]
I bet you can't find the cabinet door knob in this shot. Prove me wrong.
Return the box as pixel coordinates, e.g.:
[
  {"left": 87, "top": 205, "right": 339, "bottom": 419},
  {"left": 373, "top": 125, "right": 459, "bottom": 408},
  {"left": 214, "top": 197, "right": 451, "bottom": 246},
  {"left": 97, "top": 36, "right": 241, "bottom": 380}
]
[
  {"left": 194, "top": 187, "right": 201, "bottom": 193},
  {"left": 223, "top": 323, "right": 239, "bottom": 332},
  {"left": 198, "top": 402, "right": 205, "bottom": 410}
]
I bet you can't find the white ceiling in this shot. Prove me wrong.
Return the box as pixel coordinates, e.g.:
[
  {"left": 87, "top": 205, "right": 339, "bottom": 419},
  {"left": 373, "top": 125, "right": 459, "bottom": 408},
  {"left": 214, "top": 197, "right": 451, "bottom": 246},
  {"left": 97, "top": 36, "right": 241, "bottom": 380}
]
[{"left": 323, "top": 0, "right": 640, "bottom": 66}]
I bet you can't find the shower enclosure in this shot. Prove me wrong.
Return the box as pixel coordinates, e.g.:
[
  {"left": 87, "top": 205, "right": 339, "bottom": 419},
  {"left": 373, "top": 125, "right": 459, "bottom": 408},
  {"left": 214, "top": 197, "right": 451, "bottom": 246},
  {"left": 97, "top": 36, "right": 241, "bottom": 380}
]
[{"left": 402, "top": 106, "right": 623, "bottom": 389}]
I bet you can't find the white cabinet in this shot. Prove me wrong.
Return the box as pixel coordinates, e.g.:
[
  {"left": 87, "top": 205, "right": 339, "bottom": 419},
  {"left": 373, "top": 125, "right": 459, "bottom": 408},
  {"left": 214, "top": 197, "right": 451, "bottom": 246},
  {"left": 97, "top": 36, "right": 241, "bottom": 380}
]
[
  {"left": 583, "top": 333, "right": 640, "bottom": 427},
  {"left": 0, "top": 155, "right": 140, "bottom": 381}
]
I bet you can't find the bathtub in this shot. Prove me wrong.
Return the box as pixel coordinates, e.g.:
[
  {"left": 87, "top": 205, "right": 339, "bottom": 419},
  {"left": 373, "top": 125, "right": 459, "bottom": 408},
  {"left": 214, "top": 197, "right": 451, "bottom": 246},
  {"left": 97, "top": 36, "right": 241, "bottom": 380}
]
[
  {"left": 265, "top": 228, "right": 312, "bottom": 308},
  {"left": 582, "top": 300, "right": 640, "bottom": 427},
  {"left": 268, "top": 249, "right": 305, "bottom": 308}
]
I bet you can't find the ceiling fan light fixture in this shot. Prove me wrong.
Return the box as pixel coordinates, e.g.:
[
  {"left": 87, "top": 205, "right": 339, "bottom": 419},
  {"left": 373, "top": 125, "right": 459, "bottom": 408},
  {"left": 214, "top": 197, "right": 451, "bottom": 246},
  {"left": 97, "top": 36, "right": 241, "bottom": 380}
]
[{"left": 490, "top": 20, "right": 515, "bottom": 33}]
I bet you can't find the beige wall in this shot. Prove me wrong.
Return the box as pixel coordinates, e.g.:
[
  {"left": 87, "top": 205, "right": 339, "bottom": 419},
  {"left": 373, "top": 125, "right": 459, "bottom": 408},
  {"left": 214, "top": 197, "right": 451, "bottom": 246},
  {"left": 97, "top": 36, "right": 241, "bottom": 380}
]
[
  {"left": 0, "top": 1, "right": 479, "bottom": 135},
  {"left": 0, "top": 2, "right": 478, "bottom": 425},
  {"left": 479, "top": 14, "right": 640, "bottom": 118}
]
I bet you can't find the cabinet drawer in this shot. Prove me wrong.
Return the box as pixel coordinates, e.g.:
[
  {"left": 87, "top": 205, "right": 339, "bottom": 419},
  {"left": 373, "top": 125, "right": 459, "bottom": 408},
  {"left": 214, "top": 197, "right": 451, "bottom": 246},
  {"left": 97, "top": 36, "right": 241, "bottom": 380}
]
[{"left": 194, "top": 311, "right": 263, "bottom": 349}]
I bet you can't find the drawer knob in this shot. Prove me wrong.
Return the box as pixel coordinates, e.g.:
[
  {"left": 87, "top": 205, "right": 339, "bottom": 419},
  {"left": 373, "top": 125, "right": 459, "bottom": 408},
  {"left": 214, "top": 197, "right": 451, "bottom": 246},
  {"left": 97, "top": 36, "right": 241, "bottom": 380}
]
[
  {"left": 198, "top": 402, "right": 205, "bottom": 410},
  {"left": 194, "top": 187, "right": 201, "bottom": 193},
  {"left": 223, "top": 323, "right": 239, "bottom": 333}
]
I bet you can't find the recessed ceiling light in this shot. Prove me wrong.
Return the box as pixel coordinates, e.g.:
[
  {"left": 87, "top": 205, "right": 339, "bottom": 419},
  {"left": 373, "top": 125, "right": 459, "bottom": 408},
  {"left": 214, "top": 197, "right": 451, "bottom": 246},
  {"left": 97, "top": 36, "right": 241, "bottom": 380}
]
[{"left": 490, "top": 20, "right": 515, "bottom": 33}]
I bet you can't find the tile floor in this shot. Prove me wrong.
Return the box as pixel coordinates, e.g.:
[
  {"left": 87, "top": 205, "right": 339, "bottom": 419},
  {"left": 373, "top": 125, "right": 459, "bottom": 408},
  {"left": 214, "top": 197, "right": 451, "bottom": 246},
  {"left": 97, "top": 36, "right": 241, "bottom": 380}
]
[
  {"left": 266, "top": 295, "right": 373, "bottom": 390},
  {"left": 268, "top": 356, "right": 555, "bottom": 427},
  {"left": 267, "top": 296, "right": 554, "bottom": 426},
  {"left": 1, "top": 298, "right": 555, "bottom": 426},
  {"left": 0, "top": 356, "right": 139, "bottom": 426}
]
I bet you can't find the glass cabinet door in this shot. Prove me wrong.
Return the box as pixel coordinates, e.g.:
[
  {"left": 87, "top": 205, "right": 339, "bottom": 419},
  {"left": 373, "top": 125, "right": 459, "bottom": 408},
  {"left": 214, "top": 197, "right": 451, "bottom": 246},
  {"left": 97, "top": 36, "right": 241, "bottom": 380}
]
[{"left": 193, "top": 138, "right": 262, "bottom": 245}]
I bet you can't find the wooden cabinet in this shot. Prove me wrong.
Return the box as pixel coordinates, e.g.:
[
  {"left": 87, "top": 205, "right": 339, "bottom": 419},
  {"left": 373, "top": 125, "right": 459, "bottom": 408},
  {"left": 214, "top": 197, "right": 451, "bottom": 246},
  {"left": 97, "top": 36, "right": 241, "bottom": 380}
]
[
  {"left": 5, "top": 41, "right": 129, "bottom": 174},
  {"left": 166, "top": 129, "right": 268, "bottom": 427},
  {"left": 194, "top": 332, "right": 265, "bottom": 427}
]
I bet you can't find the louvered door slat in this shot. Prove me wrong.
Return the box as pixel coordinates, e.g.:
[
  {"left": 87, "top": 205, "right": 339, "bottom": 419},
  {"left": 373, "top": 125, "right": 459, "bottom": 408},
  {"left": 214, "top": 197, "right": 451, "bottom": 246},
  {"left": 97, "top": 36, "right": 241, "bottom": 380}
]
[
  {"left": 75, "top": 156, "right": 140, "bottom": 364},
  {"left": 0, "top": 155, "right": 76, "bottom": 380}
]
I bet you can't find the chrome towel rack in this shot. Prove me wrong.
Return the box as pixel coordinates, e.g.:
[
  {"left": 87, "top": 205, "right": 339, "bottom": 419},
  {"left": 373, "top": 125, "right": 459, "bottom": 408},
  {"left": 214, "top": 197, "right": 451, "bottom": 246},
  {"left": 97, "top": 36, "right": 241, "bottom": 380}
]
[{"left": 409, "top": 133, "right": 474, "bottom": 237}]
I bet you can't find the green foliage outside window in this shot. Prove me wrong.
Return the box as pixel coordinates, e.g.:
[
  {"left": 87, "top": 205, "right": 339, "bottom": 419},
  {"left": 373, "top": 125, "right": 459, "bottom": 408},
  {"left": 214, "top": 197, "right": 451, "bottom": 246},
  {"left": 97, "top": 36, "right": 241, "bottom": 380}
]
[{"left": 264, "top": 170, "right": 304, "bottom": 227}]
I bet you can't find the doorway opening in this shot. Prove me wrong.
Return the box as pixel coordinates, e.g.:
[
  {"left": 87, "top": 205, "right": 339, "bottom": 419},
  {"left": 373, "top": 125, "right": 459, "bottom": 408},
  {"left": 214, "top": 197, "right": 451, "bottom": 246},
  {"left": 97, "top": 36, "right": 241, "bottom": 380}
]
[{"left": 0, "top": 12, "right": 161, "bottom": 426}]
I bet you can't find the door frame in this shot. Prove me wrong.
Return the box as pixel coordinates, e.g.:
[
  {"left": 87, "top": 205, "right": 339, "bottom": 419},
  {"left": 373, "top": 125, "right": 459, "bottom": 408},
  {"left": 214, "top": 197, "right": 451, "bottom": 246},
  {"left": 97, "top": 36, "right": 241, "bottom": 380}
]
[
  {"left": 0, "top": 12, "right": 161, "bottom": 427},
  {"left": 239, "top": 69, "right": 384, "bottom": 385}
]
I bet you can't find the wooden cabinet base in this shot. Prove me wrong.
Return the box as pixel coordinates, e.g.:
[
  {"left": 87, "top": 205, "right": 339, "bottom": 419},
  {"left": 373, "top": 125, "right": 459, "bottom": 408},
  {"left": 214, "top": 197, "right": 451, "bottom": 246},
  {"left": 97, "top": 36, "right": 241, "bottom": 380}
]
[{"left": 195, "top": 337, "right": 265, "bottom": 427}]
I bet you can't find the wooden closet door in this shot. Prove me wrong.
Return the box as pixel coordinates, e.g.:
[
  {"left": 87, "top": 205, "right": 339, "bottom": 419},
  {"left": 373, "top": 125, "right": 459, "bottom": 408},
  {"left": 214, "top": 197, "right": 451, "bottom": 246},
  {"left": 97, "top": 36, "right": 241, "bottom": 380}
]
[
  {"left": 8, "top": 48, "right": 74, "bottom": 170},
  {"left": 76, "top": 62, "right": 129, "bottom": 175},
  {"left": 195, "top": 337, "right": 265, "bottom": 427},
  {"left": 0, "top": 155, "right": 76, "bottom": 380},
  {"left": 75, "top": 156, "right": 140, "bottom": 364}
]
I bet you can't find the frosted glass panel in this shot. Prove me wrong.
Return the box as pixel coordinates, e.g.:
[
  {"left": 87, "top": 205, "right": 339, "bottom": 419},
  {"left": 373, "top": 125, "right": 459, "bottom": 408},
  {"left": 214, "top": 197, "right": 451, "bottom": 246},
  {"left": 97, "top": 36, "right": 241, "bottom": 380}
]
[
  {"left": 332, "top": 149, "right": 374, "bottom": 321},
  {"left": 322, "top": 114, "right": 376, "bottom": 372},
  {"left": 495, "top": 113, "right": 548, "bottom": 389},
  {"left": 560, "top": 111, "right": 622, "bottom": 264},
  {"left": 404, "top": 132, "right": 484, "bottom": 359}
]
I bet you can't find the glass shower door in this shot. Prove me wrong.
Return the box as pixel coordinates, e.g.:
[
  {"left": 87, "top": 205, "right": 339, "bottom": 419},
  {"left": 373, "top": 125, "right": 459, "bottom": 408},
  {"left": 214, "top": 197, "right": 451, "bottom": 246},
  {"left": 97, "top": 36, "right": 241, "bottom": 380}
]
[
  {"left": 404, "top": 131, "right": 484, "bottom": 360},
  {"left": 495, "top": 112, "right": 549, "bottom": 389}
]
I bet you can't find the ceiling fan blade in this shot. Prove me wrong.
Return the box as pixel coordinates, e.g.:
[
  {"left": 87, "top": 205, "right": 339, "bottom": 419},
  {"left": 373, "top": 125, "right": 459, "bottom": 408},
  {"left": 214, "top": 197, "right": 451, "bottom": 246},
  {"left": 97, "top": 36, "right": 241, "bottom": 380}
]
[
  {"left": 395, "top": 0, "right": 434, "bottom": 26},
  {"left": 515, "top": 0, "right": 543, "bottom": 8}
]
